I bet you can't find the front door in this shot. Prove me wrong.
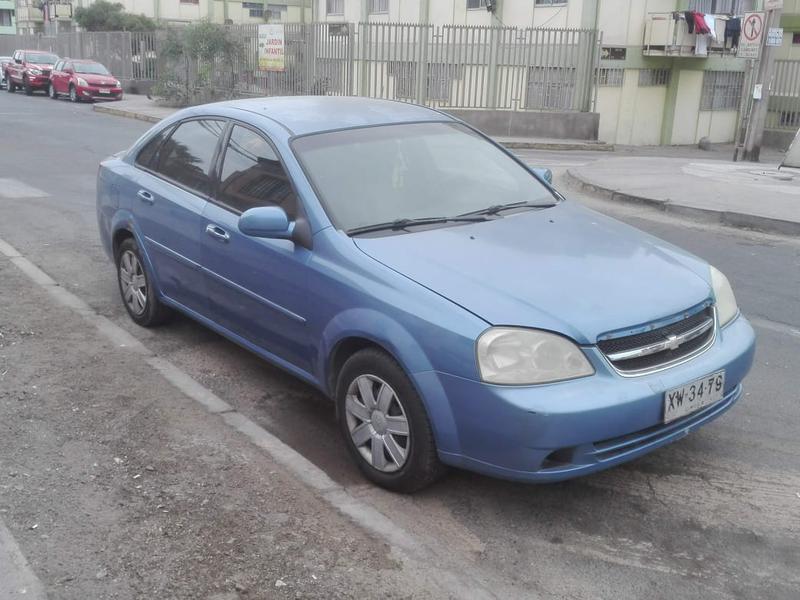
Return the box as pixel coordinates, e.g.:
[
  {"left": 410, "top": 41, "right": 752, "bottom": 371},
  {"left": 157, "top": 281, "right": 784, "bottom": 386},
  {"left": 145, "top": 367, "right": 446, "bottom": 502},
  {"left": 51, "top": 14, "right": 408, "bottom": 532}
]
[
  {"left": 130, "top": 118, "right": 225, "bottom": 315},
  {"left": 200, "top": 124, "right": 313, "bottom": 372}
]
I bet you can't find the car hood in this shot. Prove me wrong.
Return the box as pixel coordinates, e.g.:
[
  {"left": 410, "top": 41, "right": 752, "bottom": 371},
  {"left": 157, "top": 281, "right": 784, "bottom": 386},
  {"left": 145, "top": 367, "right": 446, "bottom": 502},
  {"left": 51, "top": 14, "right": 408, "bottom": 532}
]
[
  {"left": 30, "top": 63, "right": 55, "bottom": 71},
  {"left": 353, "top": 201, "right": 713, "bottom": 344},
  {"left": 79, "top": 73, "right": 117, "bottom": 85}
]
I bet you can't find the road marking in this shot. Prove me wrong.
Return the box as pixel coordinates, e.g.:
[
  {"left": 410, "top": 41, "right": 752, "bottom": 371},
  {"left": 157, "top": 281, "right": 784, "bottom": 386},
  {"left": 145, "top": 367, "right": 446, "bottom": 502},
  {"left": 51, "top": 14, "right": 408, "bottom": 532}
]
[
  {"left": 750, "top": 316, "right": 800, "bottom": 340},
  {"left": 0, "top": 517, "right": 47, "bottom": 599},
  {"left": 0, "top": 179, "right": 49, "bottom": 199},
  {"left": 0, "top": 235, "right": 500, "bottom": 599}
]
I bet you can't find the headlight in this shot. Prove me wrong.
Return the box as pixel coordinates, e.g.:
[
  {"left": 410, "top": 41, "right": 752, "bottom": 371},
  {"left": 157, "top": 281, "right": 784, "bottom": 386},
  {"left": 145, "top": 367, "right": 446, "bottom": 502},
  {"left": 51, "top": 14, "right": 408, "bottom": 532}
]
[
  {"left": 29, "top": 68, "right": 42, "bottom": 75},
  {"left": 77, "top": 77, "right": 88, "bottom": 87},
  {"left": 477, "top": 327, "right": 594, "bottom": 385},
  {"left": 114, "top": 80, "right": 121, "bottom": 87},
  {"left": 710, "top": 266, "right": 739, "bottom": 326}
]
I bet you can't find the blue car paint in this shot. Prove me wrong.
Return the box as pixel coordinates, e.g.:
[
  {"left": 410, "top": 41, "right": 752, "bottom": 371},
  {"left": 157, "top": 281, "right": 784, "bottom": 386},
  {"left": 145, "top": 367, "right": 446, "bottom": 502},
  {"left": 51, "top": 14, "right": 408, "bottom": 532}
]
[{"left": 97, "top": 97, "right": 756, "bottom": 483}]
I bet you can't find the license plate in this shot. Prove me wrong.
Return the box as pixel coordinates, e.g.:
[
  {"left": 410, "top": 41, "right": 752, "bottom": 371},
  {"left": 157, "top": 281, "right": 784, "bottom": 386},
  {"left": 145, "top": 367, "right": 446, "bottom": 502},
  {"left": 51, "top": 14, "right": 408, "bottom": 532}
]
[
  {"left": 99, "top": 90, "right": 111, "bottom": 94},
  {"left": 663, "top": 370, "right": 725, "bottom": 423}
]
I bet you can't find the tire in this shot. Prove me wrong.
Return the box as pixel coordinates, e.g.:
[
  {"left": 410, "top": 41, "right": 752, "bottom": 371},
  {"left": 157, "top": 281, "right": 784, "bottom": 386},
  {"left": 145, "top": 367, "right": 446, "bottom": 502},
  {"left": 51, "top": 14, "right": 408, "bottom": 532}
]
[
  {"left": 336, "top": 348, "right": 446, "bottom": 493},
  {"left": 7, "top": 76, "right": 15, "bottom": 93},
  {"left": 115, "top": 237, "right": 172, "bottom": 327},
  {"left": 49, "top": 83, "right": 58, "bottom": 99},
  {"left": 23, "top": 77, "right": 32, "bottom": 96},
  {"left": 69, "top": 84, "right": 79, "bottom": 103}
]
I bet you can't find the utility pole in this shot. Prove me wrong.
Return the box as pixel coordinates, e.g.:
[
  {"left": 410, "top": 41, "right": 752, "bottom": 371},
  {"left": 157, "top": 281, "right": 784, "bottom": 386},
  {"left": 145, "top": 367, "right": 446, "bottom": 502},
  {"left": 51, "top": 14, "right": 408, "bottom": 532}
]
[{"left": 742, "top": 2, "right": 783, "bottom": 162}]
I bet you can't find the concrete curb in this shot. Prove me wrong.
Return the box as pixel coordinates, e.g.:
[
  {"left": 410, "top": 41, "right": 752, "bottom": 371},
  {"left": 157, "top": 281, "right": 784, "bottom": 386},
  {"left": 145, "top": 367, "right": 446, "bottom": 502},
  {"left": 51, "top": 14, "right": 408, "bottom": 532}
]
[
  {"left": 565, "top": 168, "right": 800, "bottom": 238},
  {"left": 92, "top": 103, "right": 163, "bottom": 123}
]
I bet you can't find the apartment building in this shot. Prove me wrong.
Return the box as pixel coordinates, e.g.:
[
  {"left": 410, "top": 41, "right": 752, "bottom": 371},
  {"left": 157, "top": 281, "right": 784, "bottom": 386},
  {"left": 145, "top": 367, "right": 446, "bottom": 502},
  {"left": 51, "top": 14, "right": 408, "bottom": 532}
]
[{"left": 0, "top": 0, "right": 16, "bottom": 35}]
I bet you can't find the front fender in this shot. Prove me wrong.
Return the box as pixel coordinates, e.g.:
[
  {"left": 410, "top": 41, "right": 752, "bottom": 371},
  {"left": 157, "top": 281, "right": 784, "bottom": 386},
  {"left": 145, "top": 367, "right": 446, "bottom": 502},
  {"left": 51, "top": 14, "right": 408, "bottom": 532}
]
[{"left": 318, "top": 308, "right": 462, "bottom": 454}]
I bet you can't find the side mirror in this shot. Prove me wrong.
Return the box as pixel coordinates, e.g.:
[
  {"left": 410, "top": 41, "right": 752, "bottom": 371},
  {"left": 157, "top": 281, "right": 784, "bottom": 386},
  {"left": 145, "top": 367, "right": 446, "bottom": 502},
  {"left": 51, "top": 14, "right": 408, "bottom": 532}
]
[
  {"left": 65, "top": 68, "right": 73, "bottom": 74},
  {"left": 14, "top": 58, "right": 22, "bottom": 64},
  {"left": 238, "top": 206, "right": 295, "bottom": 240},
  {"left": 532, "top": 167, "right": 553, "bottom": 185}
]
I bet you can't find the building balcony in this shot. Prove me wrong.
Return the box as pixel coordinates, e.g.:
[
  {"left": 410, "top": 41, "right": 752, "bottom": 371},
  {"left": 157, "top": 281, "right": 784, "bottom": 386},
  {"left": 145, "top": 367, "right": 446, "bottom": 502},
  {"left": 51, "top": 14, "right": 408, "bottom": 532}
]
[
  {"left": 16, "top": 5, "right": 44, "bottom": 22},
  {"left": 643, "top": 12, "right": 739, "bottom": 57}
]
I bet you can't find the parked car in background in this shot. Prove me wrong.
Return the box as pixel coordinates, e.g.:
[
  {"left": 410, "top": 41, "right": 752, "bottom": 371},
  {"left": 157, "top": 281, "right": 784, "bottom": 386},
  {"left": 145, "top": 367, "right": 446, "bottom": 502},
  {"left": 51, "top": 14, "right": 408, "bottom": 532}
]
[
  {"left": 50, "top": 59, "right": 123, "bottom": 102},
  {"left": 5, "top": 50, "right": 60, "bottom": 95},
  {"left": 0, "top": 57, "right": 11, "bottom": 89},
  {"left": 97, "top": 97, "right": 755, "bottom": 493}
]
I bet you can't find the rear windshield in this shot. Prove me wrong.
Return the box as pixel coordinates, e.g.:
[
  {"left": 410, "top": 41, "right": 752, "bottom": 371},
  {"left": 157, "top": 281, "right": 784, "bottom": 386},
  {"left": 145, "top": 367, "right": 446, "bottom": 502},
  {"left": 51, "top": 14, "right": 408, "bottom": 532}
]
[
  {"left": 74, "top": 63, "right": 110, "bottom": 75},
  {"left": 24, "top": 53, "right": 58, "bottom": 65}
]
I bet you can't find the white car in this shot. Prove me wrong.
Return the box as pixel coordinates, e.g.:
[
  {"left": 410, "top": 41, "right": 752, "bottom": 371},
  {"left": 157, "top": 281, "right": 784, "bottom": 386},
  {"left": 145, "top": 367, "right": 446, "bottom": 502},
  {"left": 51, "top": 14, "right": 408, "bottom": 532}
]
[{"left": 0, "top": 57, "right": 11, "bottom": 89}]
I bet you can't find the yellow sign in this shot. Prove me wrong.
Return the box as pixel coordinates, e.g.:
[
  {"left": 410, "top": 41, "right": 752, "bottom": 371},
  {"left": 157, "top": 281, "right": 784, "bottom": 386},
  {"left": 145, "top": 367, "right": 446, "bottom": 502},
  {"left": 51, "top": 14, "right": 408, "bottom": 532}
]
[{"left": 258, "top": 24, "right": 285, "bottom": 72}]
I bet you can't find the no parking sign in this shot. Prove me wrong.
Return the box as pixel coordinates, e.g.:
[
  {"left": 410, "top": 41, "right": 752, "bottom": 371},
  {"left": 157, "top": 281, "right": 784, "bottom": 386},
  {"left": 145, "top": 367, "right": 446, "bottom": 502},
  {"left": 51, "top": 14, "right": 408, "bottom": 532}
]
[{"left": 738, "top": 12, "right": 765, "bottom": 59}]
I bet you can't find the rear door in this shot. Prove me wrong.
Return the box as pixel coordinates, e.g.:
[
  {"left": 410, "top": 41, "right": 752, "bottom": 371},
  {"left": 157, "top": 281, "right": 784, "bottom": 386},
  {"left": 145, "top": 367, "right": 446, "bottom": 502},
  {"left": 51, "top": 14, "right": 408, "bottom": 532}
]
[
  {"left": 200, "top": 123, "right": 313, "bottom": 371},
  {"left": 130, "top": 118, "right": 226, "bottom": 316}
]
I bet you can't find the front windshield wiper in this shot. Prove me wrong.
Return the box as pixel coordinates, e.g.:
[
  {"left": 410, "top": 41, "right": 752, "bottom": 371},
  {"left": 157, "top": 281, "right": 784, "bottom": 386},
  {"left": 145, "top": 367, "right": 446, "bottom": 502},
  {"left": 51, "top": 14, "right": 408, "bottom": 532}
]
[
  {"left": 458, "top": 200, "right": 557, "bottom": 217},
  {"left": 347, "top": 216, "right": 489, "bottom": 236}
]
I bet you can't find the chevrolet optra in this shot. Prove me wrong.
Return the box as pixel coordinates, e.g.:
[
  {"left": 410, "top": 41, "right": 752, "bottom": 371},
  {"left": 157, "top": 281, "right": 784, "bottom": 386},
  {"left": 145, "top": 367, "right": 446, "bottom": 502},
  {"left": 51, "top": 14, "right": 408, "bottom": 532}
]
[{"left": 96, "top": 97, "right": 755, "bottom": 492}]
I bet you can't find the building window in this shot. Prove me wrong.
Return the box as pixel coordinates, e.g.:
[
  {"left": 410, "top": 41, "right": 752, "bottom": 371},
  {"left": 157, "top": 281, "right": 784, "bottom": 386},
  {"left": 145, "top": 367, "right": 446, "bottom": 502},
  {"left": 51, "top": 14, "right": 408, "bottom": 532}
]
[
  {"left": 534, "top": 0, "right": 568, "bottom": 6},
  {"left": 243, "top": 2, "right": 264, "bottom": 17},
  {"left": 266, "top": 3, "right": 287, "bottom": 19},
  {"left": 792, "top": 32, "right": 800, "bottom": 45},
  {"left": 638, "top": 68, "right": 671, "bottom": 87},
  {"left": 527, "top": 67, "right": 576, "bottom": 110},
  {"left": 326, "top": 0, "right": 343, "bottom": 15},
  {"left": 687, "top": 0, "right": 754, "bottom": 13},
  {"left": 467, "top": 0, "right": 486, "bottom": 9},
  {"left": 598, "top": 68, "right": 624, "bottom": 87},
  {"left": 179, "top": 0, "right": 199, "bottom": 4},
  {"left": 369, "top": 0, "right": 388, "bottom": 14},
  {"left": 0, "top": 8, "right": 13, "bottom": 26},
  {"left": 700, "top": 71, "right": 744, "bottom": 111}
]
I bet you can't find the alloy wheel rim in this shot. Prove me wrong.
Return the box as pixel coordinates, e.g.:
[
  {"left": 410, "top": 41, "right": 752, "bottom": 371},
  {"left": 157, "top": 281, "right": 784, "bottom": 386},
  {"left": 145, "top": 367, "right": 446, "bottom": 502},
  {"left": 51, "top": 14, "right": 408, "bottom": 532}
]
[
  {"left": 119, "top": 250, "right": 147, "bottom": 316},
  {"left": 345, "top": 374, "right": 410, "bottom": 473},
  {"left": 70, "top": 87, "right": 76, "bottom": 101}
]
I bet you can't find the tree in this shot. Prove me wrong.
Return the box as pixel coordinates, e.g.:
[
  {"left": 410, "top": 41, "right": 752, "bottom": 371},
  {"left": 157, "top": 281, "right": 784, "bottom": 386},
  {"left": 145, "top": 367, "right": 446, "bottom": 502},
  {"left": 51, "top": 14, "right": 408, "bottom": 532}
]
[{"left": 73, "top": 1, "right": 156, "bottom": 32}]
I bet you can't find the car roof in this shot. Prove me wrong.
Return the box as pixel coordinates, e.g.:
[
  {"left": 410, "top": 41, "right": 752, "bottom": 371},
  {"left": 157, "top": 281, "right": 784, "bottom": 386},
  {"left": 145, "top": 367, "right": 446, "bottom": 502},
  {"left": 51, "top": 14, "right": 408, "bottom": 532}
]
[
  {"left": 215, "top": 96, "right": 454, "bottom": 136},
  {"left": 70, "top": 59, "right": 100, "bottom": 63}
]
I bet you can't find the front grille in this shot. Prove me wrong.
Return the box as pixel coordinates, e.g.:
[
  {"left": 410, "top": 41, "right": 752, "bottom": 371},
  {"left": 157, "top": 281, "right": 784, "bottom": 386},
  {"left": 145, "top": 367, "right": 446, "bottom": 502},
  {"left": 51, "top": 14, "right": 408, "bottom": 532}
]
[
  {"left": 41, "top": 69, "right": 50, "bottom": 77},
  {"left": 598, "top": 305, "right": 715, "bottom": 374}
]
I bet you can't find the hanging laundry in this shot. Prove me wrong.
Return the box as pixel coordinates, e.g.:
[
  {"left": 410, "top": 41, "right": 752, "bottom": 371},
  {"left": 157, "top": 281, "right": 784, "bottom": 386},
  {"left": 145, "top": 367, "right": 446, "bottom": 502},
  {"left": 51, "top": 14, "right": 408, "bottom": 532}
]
[
  {"left": 693, "top": 12, "right": 711, "bottom": 35},
  {"left": 725, "top": 17, "right": 741, "bottom": 49},
  {"left": 704, "top": 14, "right": 717, "bottom": 41},
  {"left": 685, "top": 11, "right": 695, "bottom": 34}
]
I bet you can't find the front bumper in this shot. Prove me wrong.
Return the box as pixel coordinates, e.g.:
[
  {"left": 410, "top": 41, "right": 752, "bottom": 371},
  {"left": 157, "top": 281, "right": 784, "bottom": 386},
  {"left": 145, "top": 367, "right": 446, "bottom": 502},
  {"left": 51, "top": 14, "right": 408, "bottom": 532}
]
[
  {"left": 416, "top": 314, "right": 756, "bottom": 482},
  {"left": 26, "top": 75, "right": 49, "bottom": 88},
  {"left": 77, "top": 85, "right": 123, "bottom": 100}
]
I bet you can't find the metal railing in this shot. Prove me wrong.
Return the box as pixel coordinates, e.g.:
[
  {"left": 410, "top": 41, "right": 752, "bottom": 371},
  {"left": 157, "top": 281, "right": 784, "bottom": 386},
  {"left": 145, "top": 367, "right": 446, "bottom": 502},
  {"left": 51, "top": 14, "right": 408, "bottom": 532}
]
[
  {"left": 767, "top": 59, "right": 800, "bottom": 131},
  {"left": 0, "top": 22, "right": 600, "bottom": 113}
]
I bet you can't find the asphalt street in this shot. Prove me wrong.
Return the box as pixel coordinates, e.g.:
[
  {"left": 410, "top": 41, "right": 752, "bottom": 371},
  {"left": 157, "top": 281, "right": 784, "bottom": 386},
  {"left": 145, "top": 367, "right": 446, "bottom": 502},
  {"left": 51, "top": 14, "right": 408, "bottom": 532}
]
[{"left": 1, "top": 91, "right": 799, "bottom": 599}]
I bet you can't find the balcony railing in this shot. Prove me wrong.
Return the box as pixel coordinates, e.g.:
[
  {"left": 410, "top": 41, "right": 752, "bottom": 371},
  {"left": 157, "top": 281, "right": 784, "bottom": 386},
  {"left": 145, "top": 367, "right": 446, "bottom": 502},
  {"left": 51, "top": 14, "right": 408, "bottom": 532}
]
[
  {"left": 643, "top": 12, "right": 739, "bottom": 57},
  {"left": 15, "top": 5, "right": 44, "bottom": 22}
]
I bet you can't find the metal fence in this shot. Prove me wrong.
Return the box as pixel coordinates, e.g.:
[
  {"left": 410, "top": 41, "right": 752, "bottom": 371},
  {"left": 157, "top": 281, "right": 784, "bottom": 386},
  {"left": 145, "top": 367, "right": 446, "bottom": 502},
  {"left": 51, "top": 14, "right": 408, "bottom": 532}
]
[
  {"left": 0, "top": 31, "right": 157, "bottom": 80},
  {"left": 0, "top": 22, "right": 600, "bottom": 113},
  {"left": 767, "top": 59, "right": 800, "bottom": 131}
]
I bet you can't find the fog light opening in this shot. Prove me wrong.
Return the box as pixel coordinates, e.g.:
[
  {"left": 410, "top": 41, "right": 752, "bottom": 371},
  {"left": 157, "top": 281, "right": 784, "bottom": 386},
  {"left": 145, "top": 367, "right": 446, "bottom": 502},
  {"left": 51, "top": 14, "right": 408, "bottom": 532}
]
[{"left": 541, "top": 447, "right": 575, "bottom": 469}]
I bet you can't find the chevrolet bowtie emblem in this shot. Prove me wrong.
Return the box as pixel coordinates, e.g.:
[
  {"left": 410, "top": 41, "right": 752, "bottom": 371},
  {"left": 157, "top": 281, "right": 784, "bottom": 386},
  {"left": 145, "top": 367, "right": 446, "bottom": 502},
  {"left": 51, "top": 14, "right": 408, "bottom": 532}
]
[{"left": 665, "top": 334, "right": 681, "bottom": 351}]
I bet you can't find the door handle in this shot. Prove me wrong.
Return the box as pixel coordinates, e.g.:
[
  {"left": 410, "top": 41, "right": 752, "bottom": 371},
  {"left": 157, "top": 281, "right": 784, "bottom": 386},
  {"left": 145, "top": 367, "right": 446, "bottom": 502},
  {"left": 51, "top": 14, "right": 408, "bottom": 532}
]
[
  {"left": 205, "top": 224, "right": 230, "bottom": 242},
  {"left": 137, "top": 190, "right": 154, "bottom": 205}
]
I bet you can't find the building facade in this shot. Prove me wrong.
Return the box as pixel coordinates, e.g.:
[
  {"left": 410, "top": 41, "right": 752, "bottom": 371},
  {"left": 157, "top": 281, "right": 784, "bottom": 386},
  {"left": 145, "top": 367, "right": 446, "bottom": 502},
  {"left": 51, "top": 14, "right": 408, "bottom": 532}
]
[{"left": 0, "top": 0, "right": 16, "bottom": 35}]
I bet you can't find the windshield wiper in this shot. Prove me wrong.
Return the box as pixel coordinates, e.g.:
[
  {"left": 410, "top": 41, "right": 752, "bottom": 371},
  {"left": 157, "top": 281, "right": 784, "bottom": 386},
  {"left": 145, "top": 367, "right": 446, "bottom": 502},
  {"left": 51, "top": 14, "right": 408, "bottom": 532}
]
[
  {"left": 458, "top": 200, "right": 557, "bottom": 217},
  {"left": 347, "top": 216, "right": 488, "bottom": 236}
]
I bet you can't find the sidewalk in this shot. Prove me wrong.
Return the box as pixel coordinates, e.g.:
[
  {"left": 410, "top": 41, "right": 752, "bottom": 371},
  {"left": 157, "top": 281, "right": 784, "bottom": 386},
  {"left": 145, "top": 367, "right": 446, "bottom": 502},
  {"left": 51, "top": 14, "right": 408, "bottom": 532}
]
[
  {"left": 94, "top": 95, "right": 614, "bottom": 150},
  {"left": 567, "top": 155, "right": 800, "bottom": 237}
]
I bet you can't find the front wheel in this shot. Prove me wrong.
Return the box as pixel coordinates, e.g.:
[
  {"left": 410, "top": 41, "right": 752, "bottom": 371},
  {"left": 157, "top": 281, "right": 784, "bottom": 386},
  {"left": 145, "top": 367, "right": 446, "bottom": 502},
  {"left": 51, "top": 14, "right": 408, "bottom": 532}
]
[
  {"left": 336, "top": 348, "right": 446, "bottom": 493},
  {"left": 69, "top": 84, "right": 79, "bottom": 103},
  {"left": 23, "top": 77, "right": 32, "bottom": 96},
  {"left": 49, "top": 83, "right": 58, "bottom": 99},
  {"left": 116, "top": 237, "right": 173, "bottom": 327}
]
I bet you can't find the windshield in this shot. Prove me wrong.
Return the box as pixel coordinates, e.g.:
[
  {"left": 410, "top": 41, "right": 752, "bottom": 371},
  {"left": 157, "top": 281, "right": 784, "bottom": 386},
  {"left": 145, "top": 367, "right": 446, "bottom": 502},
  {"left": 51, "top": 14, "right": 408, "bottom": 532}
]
[
  {"left": 24, "top": 53, "right": 58, "bottom": 65},
  {"left": 292, "top": 122, "right": 557, "bottom": 233},
  {"left": 74, "top": 62, "right": 110, "bottom": 75}
]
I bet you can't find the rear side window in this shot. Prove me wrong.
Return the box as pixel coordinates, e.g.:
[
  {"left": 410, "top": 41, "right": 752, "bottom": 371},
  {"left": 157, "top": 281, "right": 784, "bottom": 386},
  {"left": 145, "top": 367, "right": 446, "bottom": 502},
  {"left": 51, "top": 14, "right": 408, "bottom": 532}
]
[
  {"left": 216, "top": 125, "right": 297, "bottom": 217},
  {"left": 135, "top": 127, "right": 171, "bottom": 169},
  {"left": 154, "top": 119, "right": 225, "bottom": 196}
]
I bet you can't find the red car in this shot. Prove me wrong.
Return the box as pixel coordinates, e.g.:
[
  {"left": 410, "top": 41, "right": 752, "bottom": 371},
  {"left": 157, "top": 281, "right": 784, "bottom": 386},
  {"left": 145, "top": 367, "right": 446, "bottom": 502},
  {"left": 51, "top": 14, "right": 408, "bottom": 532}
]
[
  {"left": 4, "top": 49, "right": 60, "bottom": 95},
  {"left": 49, "top": 59, "right": 123, "bottom": 103}
]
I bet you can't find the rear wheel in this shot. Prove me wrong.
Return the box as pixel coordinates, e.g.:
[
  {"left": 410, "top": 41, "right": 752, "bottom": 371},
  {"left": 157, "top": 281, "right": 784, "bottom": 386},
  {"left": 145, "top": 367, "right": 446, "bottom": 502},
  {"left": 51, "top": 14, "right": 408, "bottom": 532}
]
[
  {"left": 116, "top": 237, "right": 172, "bottom": 327},
  {"left": 6, "top": 76, "right": 15, "bottom": 93},
  {"left": 49, "top": 83, "right": 58, "bottom": 99},
  {"left": 69, "top": 84, "right": 79, "bottom": 103},
  {"left": 336, "top": 348, "right": 446, "bottom": 493},
  {"left": 23, "top": 77, "right": 32, "bottom": 96}
]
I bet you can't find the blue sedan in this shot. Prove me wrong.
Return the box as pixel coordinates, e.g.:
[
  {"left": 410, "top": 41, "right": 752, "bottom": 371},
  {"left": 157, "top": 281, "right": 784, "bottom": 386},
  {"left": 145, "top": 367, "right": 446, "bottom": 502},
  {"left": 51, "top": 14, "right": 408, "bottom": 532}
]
[{"left": 96, "top": 97, "right": 755, "bottom": 492}]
